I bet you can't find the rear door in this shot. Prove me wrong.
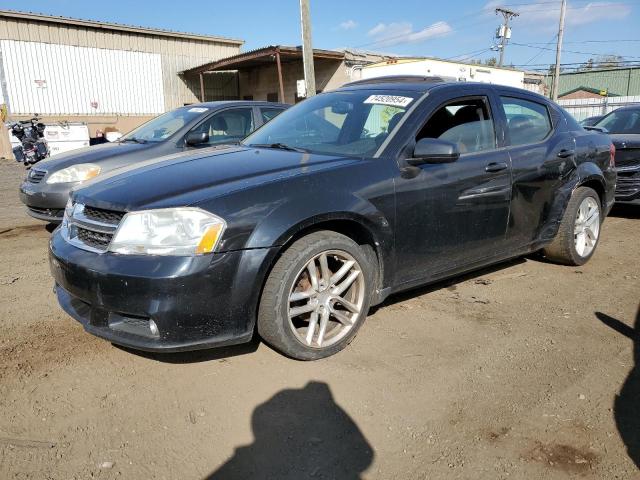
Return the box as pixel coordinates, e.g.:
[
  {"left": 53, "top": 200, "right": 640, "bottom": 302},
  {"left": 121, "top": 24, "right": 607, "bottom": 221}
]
[
  {"left": 393, "top": 88, "right": 512, "bottom": 284},
  {"left": 496, "top": 93, "right": 575, "bottom": 249}
]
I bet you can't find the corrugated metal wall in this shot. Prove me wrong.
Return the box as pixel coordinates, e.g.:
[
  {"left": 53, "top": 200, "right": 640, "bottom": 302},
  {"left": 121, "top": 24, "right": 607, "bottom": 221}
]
[
  {"left": 0, "top": 15, "right": 242, "bottom": 113},
  {"left": 546, "top": 68, "right": 640, "bottom": 97},
  {"left": 1, "top": 40, "right": 164, "bottom": 115}
]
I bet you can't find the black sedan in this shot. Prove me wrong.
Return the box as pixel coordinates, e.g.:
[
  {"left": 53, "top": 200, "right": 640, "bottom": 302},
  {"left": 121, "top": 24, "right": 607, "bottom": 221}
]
[
  {"left": 593, "top": 106, "right": 640, "bottom": 203},
  {"left": 19, "top": 101, "right": 288, "bottom": 222},
  {"left": 49, "top": 77, "right": 616, "bottom": 360}
]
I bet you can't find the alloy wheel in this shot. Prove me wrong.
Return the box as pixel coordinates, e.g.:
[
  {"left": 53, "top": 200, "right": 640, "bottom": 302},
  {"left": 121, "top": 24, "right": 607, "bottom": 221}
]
[
  {"left": 287, "top": 250, "right": 366, "bottom": 349},
  {"left": 573, "top": 197, "right": 600, "bottom": 257}
]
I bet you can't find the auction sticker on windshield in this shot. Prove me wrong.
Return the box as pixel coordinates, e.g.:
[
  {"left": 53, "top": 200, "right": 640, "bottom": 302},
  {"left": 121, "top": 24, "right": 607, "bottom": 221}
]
[
  {"left": 188, "top": 107, "right": 209, "bottom": 113},
  {"left": 364, "top": 95, "right": 413, "bottom": 108}
]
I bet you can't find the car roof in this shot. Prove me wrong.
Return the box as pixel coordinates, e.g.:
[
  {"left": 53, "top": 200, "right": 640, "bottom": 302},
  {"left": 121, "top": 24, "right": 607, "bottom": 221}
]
[
  {"left": 178, "top": 100, "right": 289, "bottom": 109},
  {"left": 337, "top": 76, "right": 552, "bottom": 102}
]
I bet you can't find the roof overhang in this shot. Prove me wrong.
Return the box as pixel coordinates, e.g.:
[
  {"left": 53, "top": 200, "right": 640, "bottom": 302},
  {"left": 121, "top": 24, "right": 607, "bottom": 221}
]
[
  {"left": 0, "top": 9, "right": 244, "bottom": 45},
  {"left": 182, "top": 45, "right": 345, "bottom": 75}
]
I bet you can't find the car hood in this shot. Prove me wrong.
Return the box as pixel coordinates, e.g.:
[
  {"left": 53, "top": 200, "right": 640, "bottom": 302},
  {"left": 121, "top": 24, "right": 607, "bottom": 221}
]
[
  {"left": 34, "top": 141, "right": 156, "bottom": 172},
  {"left": 73, "top": 146, "right": 359, "bottom": 211},
  {"left": 610, "top": 134, "right": 640, "bottom": 150}
]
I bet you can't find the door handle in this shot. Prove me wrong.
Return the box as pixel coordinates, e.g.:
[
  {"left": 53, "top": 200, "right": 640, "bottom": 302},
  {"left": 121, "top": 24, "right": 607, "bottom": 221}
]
[
  {"left": 557, "top": 149, "right": 576, "bottom": 158},
  {"left": 485, "top": 162, "right": 508, "bottom": 173}
]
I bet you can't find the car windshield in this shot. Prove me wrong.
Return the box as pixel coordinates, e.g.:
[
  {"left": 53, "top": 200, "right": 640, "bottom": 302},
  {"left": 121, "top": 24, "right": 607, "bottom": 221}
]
[
  {"left": 242, "top": 90, "right": 421, "bottom": 157},
  {"left": 595, "top": 108, "right": 640, "bottom": 134},
  {"left": 121, "top": 107, "right": 208, "bottom": 143}
]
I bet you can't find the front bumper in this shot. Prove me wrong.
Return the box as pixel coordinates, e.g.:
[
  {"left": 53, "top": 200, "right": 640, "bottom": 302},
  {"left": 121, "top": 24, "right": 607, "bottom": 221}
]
[
  {"left": 49, "top": 229, "right": 275, "bottom": 352},
  {"left": 19, "top": 179, "right": 76, "bottom": 223}
]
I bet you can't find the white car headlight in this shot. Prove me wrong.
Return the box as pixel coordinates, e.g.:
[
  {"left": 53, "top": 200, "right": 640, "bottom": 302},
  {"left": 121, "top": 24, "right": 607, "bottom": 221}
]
[
  {"left": 46, "top": 164, "right": 101, "bottom": 184},
  {"left": 108, "top": 207, "right": 226, "bottom": 256}
]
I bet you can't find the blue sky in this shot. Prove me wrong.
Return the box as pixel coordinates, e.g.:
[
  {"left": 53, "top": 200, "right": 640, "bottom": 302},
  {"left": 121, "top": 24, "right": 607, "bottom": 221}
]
[{"left": 3, "top": 0, "right": 640, "bottom": 70}]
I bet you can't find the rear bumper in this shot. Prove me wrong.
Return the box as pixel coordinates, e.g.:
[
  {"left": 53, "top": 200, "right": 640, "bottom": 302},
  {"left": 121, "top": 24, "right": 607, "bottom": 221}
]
[{"left": 49, "top": 229, "right": 275, "bottom": 352}]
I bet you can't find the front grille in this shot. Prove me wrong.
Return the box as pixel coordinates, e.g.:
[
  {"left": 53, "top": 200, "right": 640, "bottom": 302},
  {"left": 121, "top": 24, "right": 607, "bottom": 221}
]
[
  {"left": 65, "top": 203, "right": 124, "bottom": 252},
  {"left": 615, "top": 149, "right": 640, "bottom": 169},
  {"left": 76, "top": 226, "right": 113, "bottom": 250},
  {"left": 616, "top": 169, "right": 640, "bottom": 198},
  {"left": 27, "top": 169, "right": 46, "bottom": 184},
  {"left": 83, "top": 206, "right": 125, "bottom": 225}
]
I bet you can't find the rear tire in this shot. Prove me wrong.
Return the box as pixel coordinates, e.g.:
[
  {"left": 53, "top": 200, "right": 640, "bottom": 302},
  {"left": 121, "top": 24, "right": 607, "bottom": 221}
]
[
  {"left": 258, "top": 231, "right": 373, "bottom": 360},
  {"left": 542, "top": 186, "right": 602, "bottom": 266}
]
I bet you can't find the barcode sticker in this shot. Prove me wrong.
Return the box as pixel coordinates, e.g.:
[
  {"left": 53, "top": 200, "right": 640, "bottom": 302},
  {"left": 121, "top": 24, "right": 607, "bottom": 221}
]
[{"left": 363, "top": 95, "right": 413, "bottom": 108}]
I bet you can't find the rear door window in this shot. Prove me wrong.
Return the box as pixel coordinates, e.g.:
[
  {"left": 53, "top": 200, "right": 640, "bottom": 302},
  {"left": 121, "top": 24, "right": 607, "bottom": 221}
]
[
  {"left": 260, "top": 107, "right": 285, "bottom": 124},
  {"left": 500, "top": 96, "right": 552, "bottom": 146}
]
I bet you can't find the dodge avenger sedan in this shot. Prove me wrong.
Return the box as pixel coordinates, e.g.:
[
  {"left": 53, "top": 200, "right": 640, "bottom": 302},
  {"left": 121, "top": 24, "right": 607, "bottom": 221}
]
[
  {"left": 19, "top": 101, "right": 287, "bottom": 222},
  {"left": 49, "top": 77, "right": 616, "bottom": 360}
]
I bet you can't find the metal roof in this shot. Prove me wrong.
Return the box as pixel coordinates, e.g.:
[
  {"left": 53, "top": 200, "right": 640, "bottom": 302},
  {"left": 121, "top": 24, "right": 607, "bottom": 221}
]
[
  {"left": 182, "top": 45, "right": 345, "bottom": 75},
  {"left": 0, "top": 9, "right": 244, "bottom": 45}
]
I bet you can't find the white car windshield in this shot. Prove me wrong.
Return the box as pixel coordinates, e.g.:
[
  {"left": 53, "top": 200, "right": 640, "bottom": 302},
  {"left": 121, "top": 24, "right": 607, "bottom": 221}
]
[{"left": 243, "top": 90, "right": 420, "bottom": 157}]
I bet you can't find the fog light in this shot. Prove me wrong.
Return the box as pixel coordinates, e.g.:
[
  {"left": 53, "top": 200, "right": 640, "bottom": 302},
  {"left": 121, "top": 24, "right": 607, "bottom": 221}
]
[{"left": 149, "top": 319, "right": 159, "bottom": 337}]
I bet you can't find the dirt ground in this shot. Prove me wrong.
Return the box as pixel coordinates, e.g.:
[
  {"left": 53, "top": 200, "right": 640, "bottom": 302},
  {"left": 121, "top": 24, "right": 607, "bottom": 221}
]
[{"left": 0, "top": 158, "right": 639, "bottom": 479}]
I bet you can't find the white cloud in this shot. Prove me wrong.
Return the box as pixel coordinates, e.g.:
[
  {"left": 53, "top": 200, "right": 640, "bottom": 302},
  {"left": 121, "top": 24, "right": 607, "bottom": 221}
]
[
  {"left": 339, "top": 20, "right": 358, "bottom": 30},
  {"left": 483, "top": 1, "right": 632, "bottom": 27},
  {"left": 366, "top": 21, "right": 453, "bottom": 47}
]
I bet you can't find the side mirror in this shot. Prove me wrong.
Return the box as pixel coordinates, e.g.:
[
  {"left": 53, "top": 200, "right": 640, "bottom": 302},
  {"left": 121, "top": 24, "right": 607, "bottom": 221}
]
[
  {"left": 185, "top": 131, "right": 209, "bottom": 146},
  {"left": 407, "top": 138, "right": 460, "bottom": 166}
]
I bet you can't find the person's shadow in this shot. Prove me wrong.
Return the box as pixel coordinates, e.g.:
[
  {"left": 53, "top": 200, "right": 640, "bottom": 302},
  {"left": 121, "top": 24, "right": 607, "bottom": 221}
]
[
  {"left": 206, "top": 381, "right": 374, "bottom": 479},
  {"left": 596, "top": 307, "right": 640, "bottom": 469}
]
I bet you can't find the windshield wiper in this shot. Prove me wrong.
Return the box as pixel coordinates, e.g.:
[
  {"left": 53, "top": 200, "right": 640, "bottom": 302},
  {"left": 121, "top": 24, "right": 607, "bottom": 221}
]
[
  {"left": 120, "top": 136, "right": 147, "bottom": 144},
  {"left": 248, "top": 142, "right": 309, "bottom": 153}
]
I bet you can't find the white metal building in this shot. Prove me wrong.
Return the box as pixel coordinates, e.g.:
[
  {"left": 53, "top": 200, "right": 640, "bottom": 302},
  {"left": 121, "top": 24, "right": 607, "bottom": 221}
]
[
  {"left": 356, "top": 57, "right": 540, "bottom": 92},
  {"left": 0, "top": 9, "right": 242, "bottom": 157}
]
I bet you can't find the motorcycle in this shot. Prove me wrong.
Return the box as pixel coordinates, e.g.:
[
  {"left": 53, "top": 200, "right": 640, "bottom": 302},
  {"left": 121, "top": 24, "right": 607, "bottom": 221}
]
[{"left": 9, "top": 116, "right": 49, "bottom": 166}]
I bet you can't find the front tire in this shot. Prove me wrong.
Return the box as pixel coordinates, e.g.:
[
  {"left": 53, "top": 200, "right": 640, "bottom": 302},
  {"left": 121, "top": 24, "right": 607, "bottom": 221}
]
[
  {"left": 258, "top": 231, "right": 373, "bottom": 360},
  {"left": 542, "top": 186, "right": 602, "bottom": 266}
]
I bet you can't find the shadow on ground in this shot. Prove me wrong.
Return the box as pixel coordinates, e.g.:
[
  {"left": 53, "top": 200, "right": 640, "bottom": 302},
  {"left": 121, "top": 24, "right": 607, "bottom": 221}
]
[
  {"left": 115, "top": 337, "right": 260, "bottom": 364},
  {"left": 608, "top": 203, "right": 640, "bottom": 219},
  {"left": 205, "top": 381, "right": 374, "bottom": 479},
  {"left": 375, "top": 256, "right": 526, "bottom": 310},
  {"left": 596, "top": 306, "right": 640, "bottom": 469}
]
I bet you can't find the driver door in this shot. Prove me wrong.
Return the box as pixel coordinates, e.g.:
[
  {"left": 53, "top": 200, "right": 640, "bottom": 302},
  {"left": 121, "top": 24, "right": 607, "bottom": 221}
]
[
  {"left": 186, "top": 107, "right": 255, "bottom": 148},
  {"left": 393, "top": 90, "right": 512, "bottom": 285}
]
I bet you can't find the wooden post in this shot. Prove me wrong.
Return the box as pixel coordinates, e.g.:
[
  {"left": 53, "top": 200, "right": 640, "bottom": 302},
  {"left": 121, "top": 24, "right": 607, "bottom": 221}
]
[
  {"left": 199, "top": 73, "right": 205, "bottom": 102},
  {"left": 299, "top": 0, "right": 316, "bottom": 97},
  {"left": 275, "top": 49, "right": 285, "bottom": 103}
]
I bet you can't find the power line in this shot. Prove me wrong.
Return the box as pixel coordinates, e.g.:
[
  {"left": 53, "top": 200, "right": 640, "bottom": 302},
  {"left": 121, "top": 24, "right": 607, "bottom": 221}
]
[{"left": 523, "top": 34, "right": 557, "bottom": 65}]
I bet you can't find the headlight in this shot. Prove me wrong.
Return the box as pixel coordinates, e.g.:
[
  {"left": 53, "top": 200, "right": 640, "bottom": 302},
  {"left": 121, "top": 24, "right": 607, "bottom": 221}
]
[
  {"left": 108, "top": 208, "right": 226, "bottom": 256},
  {"left": 46, "top": 164, "right": 101, "bottom": 184}
]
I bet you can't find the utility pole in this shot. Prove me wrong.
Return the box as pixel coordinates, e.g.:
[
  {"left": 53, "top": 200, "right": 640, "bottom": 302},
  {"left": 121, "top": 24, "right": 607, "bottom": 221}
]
[
  {"left": 551, "top": 0, "right": 567, "bottom": 102},
  {"left": 495, "top": 8, "right": 519, "bottom": 67},
  {"left": 299, "top": 0, "right": 316, "bottom": 98}
]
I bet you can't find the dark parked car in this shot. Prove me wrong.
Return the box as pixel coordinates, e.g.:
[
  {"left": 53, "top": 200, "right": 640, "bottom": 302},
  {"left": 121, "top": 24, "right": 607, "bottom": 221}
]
[
  {"left": 49, "top": 77, "right": 616, "bottom": 360},
  {"left": 593, "top": 106, "right": 640, "bottom": 203},
  {"left": 579, "top": 115, "right": 603, "bottom": 127},
  {"left": 19, "top": 101, "right": 288, "bottom": 222}
]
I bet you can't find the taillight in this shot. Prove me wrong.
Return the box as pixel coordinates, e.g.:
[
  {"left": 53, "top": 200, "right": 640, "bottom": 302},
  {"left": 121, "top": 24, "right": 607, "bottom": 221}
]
[{"left": 609, "top": 143, "right": 616, "bottom": 168}]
